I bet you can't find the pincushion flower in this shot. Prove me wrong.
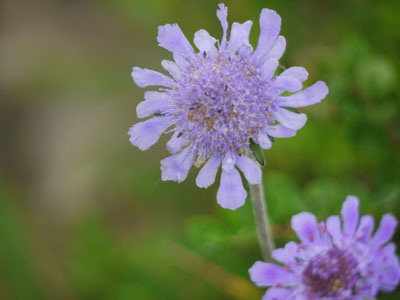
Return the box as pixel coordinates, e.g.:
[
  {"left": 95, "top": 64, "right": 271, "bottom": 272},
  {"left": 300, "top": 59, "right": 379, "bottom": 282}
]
[
  {"left": 249, "top": 195, "right": 400, "bottom": 300},
  {"left": 128, "top": 3, "right": 328, "bottom": 210}
]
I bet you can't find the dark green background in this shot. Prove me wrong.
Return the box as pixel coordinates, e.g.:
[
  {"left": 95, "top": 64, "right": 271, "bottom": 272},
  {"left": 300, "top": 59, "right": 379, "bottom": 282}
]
[{"left": 1, "top": 0, "right": 399, "bottom": 299}]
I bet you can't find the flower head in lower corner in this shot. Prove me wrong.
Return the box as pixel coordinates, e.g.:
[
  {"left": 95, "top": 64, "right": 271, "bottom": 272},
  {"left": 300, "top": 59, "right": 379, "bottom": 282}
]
[
  {"left": 249, "top": 195, "right": 400, "bottom": 300},
  {"left": 128, "top": 3, "right": 329, "bottom": 210}
]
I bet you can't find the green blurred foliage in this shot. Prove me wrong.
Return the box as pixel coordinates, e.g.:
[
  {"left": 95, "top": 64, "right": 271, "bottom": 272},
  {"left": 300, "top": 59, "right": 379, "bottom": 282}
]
[
  {"left": 0, "top": 184, "right": 44, "bottom": 300},
  {"left": 1, "top": 0, "right": 399, "bottom": 299}
]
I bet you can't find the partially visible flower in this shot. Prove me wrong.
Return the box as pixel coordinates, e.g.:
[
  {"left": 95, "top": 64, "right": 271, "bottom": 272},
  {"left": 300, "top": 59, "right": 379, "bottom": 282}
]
[
  {"left": 129, "top": 3, "right": 328, "bottom": 210},
  {"left": 249, "top": 195, "right": 400, "bottom": 300}
]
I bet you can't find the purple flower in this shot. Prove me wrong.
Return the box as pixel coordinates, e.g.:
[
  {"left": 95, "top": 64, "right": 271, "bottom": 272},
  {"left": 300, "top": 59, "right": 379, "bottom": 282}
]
[
  {"left": 249, "top": 195, "right": 400, "bottom": 299},
  {"left": 129, "top": 4, "right": 328, "bottom": 210}
]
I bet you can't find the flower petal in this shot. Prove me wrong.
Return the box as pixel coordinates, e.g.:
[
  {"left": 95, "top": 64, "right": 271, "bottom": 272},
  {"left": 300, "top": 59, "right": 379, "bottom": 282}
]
[
  {"left": 196, "top": 153, "right": 222, "bottom": 188},
  {"left": 262, "top": 287, "right": 291, "bottom": 300},
  {"left": 319, "top": 221, "right": 332, "bottom": 247},
  {"left": 217, "top": 168, "right": 247, "bottom": 210},
  {"left": 341, "top": 195, "right": 359, "bottom": 237},
  {"left": 253, "top": 9, "right": 281, "bottom": 65},
  {"left": 280, "top": 66, "right": 308, "bottom": 82},
  {"left": 380, "top": 260, "right": 400, "bottom": 291},
  {"left": 257, "top": 132, "right": 272, "bottom": 149},
  {"left": 217, "top": 3, "right": 228, "bottom": 49},
  {"left": 194, "top": 29, "right": 217, "bottom": 54},
  {"left": 265, "top": 124, "right": 296, "bottom": 138},
  {"left": 355, "top": 215, "right": 374, "bottom": 243},
  {"left": 222, "top": 152, "right": 236, "bottom": 172},
  {"left": 274, "top": 108, "right": 307, "bottom": 130},
  {"left": 267, "top": 35, "right": 286, "bottom": 60},
  {"left": 173, "top": 54, "right": 190, "bottom": 70},
  {"left": 160, "top": 147, "right": 196, "bottom": 183},
  {"left": 349, "top": 297, "right": 363, "bottom": 300},
  {"left": 291, "top": 212, "right": 320, "bottom": 245},
  {"left": 161, "top": 60, "right": 181, "bottom": 80},
  {"left": 326, "top": 215, "right": 342, "bottom": 246},
  {"left": 272, "top": 241, "right": 298, "bottom": 264},
  {"left": 261, "top": 58, "right": 279, "bottom": 81},
  {"left": 382, "top": 242, "right": 396, "bottom": 256},
  {"left": 166, "top": 131, "right": 187, "bottom": 154},
  {"left": 249, "top": 261, "right": 298, "bottom": 287},
  {"left": 270, "top": 76, "right": 302, "bottom": 93},
  {"left": 128, "top": 117, "right": 171, "bottom": 151},
  {"left": 238, "top": 42, "right": 253, "bottom": 58},
  {"left": 235, "top": 155, "right": 262, "bottom": 184},
  {"left": 276, "top": 81, "right": 329, "bottom": 108},
  {"left": 131, "top": 67, "right": 175, "bottom": 88},
  {"left": 227, "top": 21, "right": 253, "bottom": 52},
  {"left": 370, "top": 214, "right": 397, "bottom": 248},
  {"left": 136, "top": 91, "right": 173, "bottom": 118},
  {"left": 157, "top": 24, "right": 194, "bottom": 55}
]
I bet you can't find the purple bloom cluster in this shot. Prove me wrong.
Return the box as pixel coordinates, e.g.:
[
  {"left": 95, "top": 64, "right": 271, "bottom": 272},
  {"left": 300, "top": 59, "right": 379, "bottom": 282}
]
[
  {"left": 249, "top": 196, "right": 400, "bottom": 299},
  {"left": 129, "top": 4, "right": 328, "bottom": 210}
]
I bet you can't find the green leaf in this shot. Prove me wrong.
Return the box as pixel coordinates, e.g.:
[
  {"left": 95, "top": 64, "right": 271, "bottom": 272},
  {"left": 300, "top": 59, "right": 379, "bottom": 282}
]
[{"left": 249, "top": 138, "right": 265, "bottom": 166}]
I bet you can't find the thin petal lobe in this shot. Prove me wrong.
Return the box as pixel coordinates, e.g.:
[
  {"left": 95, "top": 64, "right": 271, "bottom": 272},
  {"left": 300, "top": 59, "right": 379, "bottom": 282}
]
[
  {"left": 157, "top": 24, "right": 194, "bottom": 55},
  {"left": 253, "top": 9, "right": 281, "bottom": 65},
  {"left": 274, "top": 108, "right": 307, "bottom": 130},
  {"left": 277, "top": 81, "right": 329, "bottom": 108},
  {"left": 341, "top": 195, "right": 359, "bottom": 237},
  {"left": 131, "top": 67, "right": 175, "bottom": 88},
  {"left": 217, "top": 168, "right": 247, "bottom": 210},
  {"left": 160, "top": 147, "right": 196, "bottom": 183},
  {"left": 137, "top": 92, "right": 173, "bottom": 118},
  {"left": 196, "top": 154, "right": 222, "bottom": 188},
  {"left": 280, "top": 66, "right": 308, "bottom": 82},
  {"left": 235, "top": 155, "right": 262, "bottom": 184},
  {"left": 291, "top": 212, "right": 320, "bottom": 244},
  {"left": 128, "top": 117, "right": 171, "bottom": 151},
  {"left": 227, "top": 21, "right": 253, "bottom": 52}
]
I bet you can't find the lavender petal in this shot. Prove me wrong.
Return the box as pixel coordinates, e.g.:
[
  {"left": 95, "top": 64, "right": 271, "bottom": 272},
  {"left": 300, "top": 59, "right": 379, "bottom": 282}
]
[
  {"left": 253, "top": 9, "right": 281, "bottom": 64},
  {"left": 277, "top": 81, "right": 329, "bottom": 108},
  {"left": 196, "top": 153, "right": 221, "bottom": 188},
  {"left": 157, "top": 24, "right": 194, "bottom": 55},
  {"left": 131, "top": 67, "right": 175, "bottom": 88},
  {"left": 235, "top": 155, "right": 262, "bottom": 184},
  {"left": 341, "top": 195, "right": 359, "bottom": 237},
  {"left": 160, "top": 147, "right": 196, "bottom": 183},
  {"left": 217, "top": 168, "right": 247, "bottom": 210},
  {"left": 128, "top": 117, "right": 171, "bottom": 151},
  {"left": 291, "top": 212, "right": 320, "bottom": 245}
]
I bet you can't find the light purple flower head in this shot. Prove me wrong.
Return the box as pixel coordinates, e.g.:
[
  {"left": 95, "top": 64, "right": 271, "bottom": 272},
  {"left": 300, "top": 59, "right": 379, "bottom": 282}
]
[
  {"left": 249, "top": 195, "right": 400, "bottom": 299},
  {"left": 128, "top": 4, "right": 328, "bottom": 210}
]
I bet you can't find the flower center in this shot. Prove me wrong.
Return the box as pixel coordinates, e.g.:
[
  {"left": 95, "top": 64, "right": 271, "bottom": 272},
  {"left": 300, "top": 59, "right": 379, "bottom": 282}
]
[
  {"left": 168, "top": 53, "right": 276, "bottom": 162},
  {"left": 302, "top": 248, "right": 361, "bottom": 298}
]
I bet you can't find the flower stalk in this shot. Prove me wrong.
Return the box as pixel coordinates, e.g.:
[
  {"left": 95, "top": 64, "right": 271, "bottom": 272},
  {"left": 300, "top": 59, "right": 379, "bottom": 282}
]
[{"left": 249, "top": 182, "right": 274, "bottom": 262}]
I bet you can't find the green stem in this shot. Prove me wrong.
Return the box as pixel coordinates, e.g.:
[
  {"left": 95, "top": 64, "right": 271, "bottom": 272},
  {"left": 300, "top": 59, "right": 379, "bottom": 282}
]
[{"left": 249, "top": 182, "right": 274, "bottom": 262}]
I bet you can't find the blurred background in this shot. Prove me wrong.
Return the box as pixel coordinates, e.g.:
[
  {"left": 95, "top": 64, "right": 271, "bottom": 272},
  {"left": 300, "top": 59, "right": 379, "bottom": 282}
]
[{"left": 1, "top": 0, "right": 399, "bottom": 299}]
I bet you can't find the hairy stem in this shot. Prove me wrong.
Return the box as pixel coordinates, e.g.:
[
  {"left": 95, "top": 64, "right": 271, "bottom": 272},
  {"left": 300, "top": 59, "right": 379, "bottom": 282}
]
[{"left": 249, "top": 182, "right": 274, "bottom": 262}]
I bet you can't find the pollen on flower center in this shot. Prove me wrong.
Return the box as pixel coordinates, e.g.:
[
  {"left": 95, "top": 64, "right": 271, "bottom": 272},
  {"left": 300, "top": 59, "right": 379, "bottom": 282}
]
[
  {"left": 168, "top": 53, "right": 276, "bottom": 161},
  {"left": 302, "top": 248, "right": 361, "bottom": 298}
]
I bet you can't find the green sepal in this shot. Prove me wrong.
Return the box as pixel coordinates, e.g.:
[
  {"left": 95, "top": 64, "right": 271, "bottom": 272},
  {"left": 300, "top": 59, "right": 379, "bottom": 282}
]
[
  {"left": 249, "top": 138, "right": 265, "bottom": 166},
  {"left": 283, "top": 107, "right": 301, "bottom": 114}
]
